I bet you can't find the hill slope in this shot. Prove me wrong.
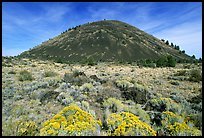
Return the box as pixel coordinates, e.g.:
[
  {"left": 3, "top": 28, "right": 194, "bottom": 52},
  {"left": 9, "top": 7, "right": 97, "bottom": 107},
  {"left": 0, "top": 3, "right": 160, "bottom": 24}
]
[{"left": 19, "top": 20, "right": 192, "bottom": 62}]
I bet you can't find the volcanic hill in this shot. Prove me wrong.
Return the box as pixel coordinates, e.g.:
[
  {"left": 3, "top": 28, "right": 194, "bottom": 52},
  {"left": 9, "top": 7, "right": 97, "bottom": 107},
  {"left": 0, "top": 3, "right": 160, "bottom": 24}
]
[{"left": 19, "top": 20, "right": 192, "bottom": 63}]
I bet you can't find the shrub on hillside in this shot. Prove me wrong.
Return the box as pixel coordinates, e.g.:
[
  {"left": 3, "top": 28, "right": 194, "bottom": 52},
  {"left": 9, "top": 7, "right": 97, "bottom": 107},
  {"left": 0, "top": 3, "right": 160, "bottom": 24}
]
[
  {"left": 156, "top": 56, "right": 168, "bottom": 67},
  {"left": 95, "top": 86, "right": 122, "bottom": 104},
  {"left": 76, "top": 101, "right": 96, "bottom": 118},
  {"left": 18, "top": 70, "right": 34, "bottom": 81},
  {"left": 43, "top": 71, "right": 58, "bottom": 77},
  {"left": 63, "top": 70, "right": 89, "bottom": 86},
  {"left": 103, "top": 98, "right": 124, "bottom": 113},
  {"left": 30, "top": 89, "right": 59, "bottom": 103},
  {"left": 2, "top": 119, "right": 39, "bottom": 136},
  {"left": 170, "top": 81, "right": 179, "bottom": 86},
  {"left": 120, "top": 82, "right": 151, "bottom": 104},
  {"left": 17, "top": 121, "right": 38, "bottom": 136},
  {"left": 174, "top": 70, "right": 187, "bottom": 76},
  {"left": 167, "top": 55, "right": 176, "bottom": 67},
  {"left": 123, "top": 103, "right": 151, "bottom": 124},
  {"left": 166, "top": 122, "right": 201, "bottom": 136},
  {"left": 147, "top": 97, "right": 181, "bottom": 113},
  {"left": 188, "top": 69, "right": 202, "bottom": 82},
  {"left": 81, "top": 57, "right": 97, "bottom": 66},
  {"left": 188, "top": 113, "right": 202, "bottom": 130},
  {"left": 115, "top": 79, "right": 134, "bottom": 90},
  {"left": 160, "top": 111, "right": 201, "bottom": 136},
  {"left": 40, "top": 105, "right": 101, "bottom": 136},
  {"left": 8, "top": 70, "right": 16, "bottom": 74},
  {"left": 106, "top": 112, "right": 156, "bottom": 136},
  {"left": 56, "top": 92, "right": 74, "bottom": 106},
  {"left": 156, "top": 55, "right": 176, "bottom": 67},
  {"left": 79, "top": 83, "right": 94, "bottom": 93}
]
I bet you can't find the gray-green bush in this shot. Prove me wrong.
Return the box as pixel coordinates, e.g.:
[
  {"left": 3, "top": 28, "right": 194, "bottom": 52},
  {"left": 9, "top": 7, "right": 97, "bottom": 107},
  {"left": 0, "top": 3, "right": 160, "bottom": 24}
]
[{"left": 19, "top": 70, "right": 34, "bottom": 81}]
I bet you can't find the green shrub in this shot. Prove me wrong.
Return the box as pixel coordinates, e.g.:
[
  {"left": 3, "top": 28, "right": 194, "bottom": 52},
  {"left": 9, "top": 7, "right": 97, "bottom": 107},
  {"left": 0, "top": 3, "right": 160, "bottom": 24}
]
[
  {"left": 103, "top": 98, "right": 124, "bottom": 113},
  {"left": 72, "top": 70, "right": 85, "bottom": 77},
  {"left": 147, "top": 97, "right": 181, "bottom": 113},
  {"left": 115, "top": 79, "right": 134, "bottom": 90},
  {"left": 63, "top": 70, "right": 89, "bottom": 86},
  {"left": 121, "top": 82, "right": 151, "bottom": 104},
  {"left": 77, "top": 101, "right": 96, "bottom": 118},
  {"left": 95, "top": 86, "right": 122, "bottom": 104},
  {"left": 156, "top": 56, "right": 168, "bottom": 67},
  {"left": 170, "top": 81, "right": 179, "bottom": 86},
  {"left": 31, "top": 89, "right": 59, "bottom": 103},
  {"left": 156, "top": 55, "right": 176, "bottom": 67},
  {"left": 188, "top": 69, "right": 202, "bottom": 82},
  {"left": 18, "top": 70, "right": 34, "bottom": 81},
  {"left": 81, "top": 57, "right": 97, "bottom": 66},
  {"left": 79, "top": 83, "right": 94, "bottom": 93},
  {"left": 8, "top": 70, "right": 16, "bottom": 74},
  {"left": 147, "top": 63, "right": 156, "bottom": 68},
  {"left": 56, "top": 92, "right": 74, "bottom": 106},
  {"left": 188, "top": 89, "right": 202, "bottom": 104},
  {"left": 43, "top": 71, "right": 58, "bottom": 77},
  {"left": 188, "top": 113, "right": 202, "bottom": 130},
  {"left": 174, "top": 70, "right": 187, "bottom": 76},
  {"left": 55, "top": 58, "right": 64, "bottom": 63},
  {"left": 167, "top": 76, "right": 186, "bottom": 81},
  {"left": 167, "top": 55, "right": 176, "bottom": 67}
]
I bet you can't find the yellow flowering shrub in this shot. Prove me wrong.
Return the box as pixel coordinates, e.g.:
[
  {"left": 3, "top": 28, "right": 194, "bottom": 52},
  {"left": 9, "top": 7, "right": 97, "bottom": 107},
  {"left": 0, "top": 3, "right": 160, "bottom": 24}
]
[
  {"left": 166, "top": 122, "right": 201, "bottom": 136},
  {"left": 161, "top": 111, "right": 201, "bottom": 136},
  {"left": 161, "top": 111, "right": 183, "bottom": 126},
  {"left": 17, "top": 121, "right": 38, "bottom": 136},
  {"left": 40, "top": 105, "right": 101, "bottom": 136},
  {"left": 107, "top": 112, "right": 156, "bottom": 136},
  {"left": 123, "top": 103, "right": 151, "bottom": 124}
]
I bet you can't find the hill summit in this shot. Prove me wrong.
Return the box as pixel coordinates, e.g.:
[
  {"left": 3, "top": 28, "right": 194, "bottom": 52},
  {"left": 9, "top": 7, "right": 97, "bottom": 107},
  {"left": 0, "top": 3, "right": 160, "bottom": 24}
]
[{"left": 19, "top": 20, "right": 192, "bottom": 63}]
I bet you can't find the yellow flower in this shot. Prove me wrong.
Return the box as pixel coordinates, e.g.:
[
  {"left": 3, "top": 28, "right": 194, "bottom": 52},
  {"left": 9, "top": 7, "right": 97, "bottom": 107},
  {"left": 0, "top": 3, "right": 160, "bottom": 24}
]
[
  {"left": 51, "top": 122, "right": 61, "bottom": 129},
  {"left": 40, "top": 105, "right": 101, "bottom": 136},
  {"left": 43, "top": 120, "right": 50, "bottom": 127},
  {"left": 107, "top": 112, "right": 156, "bottom": 136},
  {"left": 53, "top": 114, "right": 61, "bottom": 119},
  {"left": 97, "top": 120, "right": 102, "bottom": 126},
  {"left": 20, "top": 128, "right": 27, "bottom": 133},
  {"left": 47, "top": 129, "right": 54, "bottom": 135}
]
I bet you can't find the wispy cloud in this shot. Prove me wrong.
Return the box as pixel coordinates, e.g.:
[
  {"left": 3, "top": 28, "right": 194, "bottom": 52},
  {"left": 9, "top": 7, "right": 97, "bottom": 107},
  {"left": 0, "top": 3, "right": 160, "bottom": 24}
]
[
  {"left": 154, "top": 21, "right": 202, "bottom": 58},
  {"left": 2, "top": 2, "right": 72, "bottom": 56}
]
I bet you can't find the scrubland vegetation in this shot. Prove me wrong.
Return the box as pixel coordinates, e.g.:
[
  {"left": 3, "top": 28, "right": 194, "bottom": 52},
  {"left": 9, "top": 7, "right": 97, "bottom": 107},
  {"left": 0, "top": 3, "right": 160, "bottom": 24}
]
[{"left": 2, "top": 56, "right": 202, "bottom": 136}]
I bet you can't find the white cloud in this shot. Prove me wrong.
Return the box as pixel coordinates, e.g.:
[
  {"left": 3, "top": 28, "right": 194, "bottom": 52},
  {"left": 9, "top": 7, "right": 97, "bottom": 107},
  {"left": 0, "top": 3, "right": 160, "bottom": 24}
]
[
  {"left": 40, "top": 3, "right": 71, "bottom": 23},
  {"left": 154, "top": 21, "right": 202, "bottom": 58}
]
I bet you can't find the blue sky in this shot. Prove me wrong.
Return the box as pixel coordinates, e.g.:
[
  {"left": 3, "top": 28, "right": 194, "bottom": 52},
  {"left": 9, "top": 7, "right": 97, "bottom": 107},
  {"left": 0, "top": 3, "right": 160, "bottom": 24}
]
[{"left": 2, "top": 2, "right": 202, "bottom": 58}]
